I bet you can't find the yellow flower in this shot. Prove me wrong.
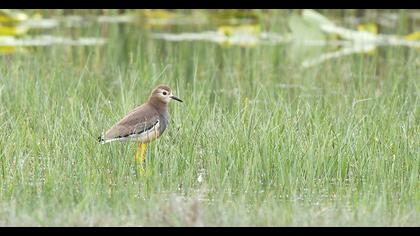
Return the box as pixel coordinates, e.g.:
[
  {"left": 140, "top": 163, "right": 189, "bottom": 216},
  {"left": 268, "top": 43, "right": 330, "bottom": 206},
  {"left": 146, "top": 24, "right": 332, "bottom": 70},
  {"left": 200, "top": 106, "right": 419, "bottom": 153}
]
[
  {"left": 0, "top": 25, "right": 28, "bottom": 36},
  {"left": 217, "top": 24, "right": 260, "bottom": 37},
  {"left": 357, "top": 23, "right": 378, "bottom": 35},
  {"left": 405, "top": 32, "right": 420, "bottom": 41}
]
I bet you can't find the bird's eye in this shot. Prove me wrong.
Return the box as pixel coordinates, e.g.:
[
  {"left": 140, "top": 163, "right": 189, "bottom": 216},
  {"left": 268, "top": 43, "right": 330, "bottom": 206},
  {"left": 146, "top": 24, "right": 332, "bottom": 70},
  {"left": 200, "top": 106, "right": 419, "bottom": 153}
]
[{"left": 162, "top": 91, "right": 167, "bottom": 95}]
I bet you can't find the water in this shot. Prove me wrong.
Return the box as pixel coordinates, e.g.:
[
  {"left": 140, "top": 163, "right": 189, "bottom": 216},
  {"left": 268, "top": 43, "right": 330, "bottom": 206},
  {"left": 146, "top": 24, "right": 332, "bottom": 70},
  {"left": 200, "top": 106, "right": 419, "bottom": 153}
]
[{"left": 1, "top": 9, "right": 419, "bottom": 68}]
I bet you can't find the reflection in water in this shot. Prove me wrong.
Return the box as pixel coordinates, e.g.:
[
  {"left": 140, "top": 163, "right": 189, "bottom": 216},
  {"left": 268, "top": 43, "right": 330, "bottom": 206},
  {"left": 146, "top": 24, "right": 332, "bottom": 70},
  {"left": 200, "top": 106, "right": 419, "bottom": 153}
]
[
  {"left": 0, "top": 36, "right": 106, "bottom": 47},
  {"left": 1, "top": 9, "right": 419, "bottom": 68},
  {"left": 0, "top": 36, "right": 106, "bottom": 54}
]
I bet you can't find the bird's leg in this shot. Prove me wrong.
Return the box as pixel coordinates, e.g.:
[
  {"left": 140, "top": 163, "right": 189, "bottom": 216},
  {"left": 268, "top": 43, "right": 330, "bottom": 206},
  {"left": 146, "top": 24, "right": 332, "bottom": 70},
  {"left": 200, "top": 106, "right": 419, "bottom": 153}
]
[
  {"left": 135, "top": 143, "right": 142, "bottom": 163},
  {"left": 135, "top": 143, "right": 148, "bottom": 175},
  {"left": 135, "top": 143, "right": 147, "bottom": 164},
  {"left": 139, "top": 143, "right": 147, "bottom": 166}
]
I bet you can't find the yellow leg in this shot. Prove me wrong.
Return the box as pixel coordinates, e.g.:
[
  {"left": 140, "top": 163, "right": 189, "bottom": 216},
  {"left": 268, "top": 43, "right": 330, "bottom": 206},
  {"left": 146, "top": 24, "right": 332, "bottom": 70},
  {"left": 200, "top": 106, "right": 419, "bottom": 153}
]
[
  {"left": 139, "top": 143, "right": 147, "bottom": 165},
  {"left": 135, "top": 143, "right": 148, "bottom": 176},
  {"left": 135, "top": 143, "right": 142, "bottom": 163},
  {"left": 135, "top": 143, "right": 147, "bottom": 163}
]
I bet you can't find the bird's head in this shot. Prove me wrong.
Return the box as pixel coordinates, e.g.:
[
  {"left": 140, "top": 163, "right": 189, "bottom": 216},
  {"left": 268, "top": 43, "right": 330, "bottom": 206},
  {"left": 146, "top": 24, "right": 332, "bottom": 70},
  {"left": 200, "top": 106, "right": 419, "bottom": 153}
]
[{"left": 149, "top": 84, "right": 183, "bottom": 106}]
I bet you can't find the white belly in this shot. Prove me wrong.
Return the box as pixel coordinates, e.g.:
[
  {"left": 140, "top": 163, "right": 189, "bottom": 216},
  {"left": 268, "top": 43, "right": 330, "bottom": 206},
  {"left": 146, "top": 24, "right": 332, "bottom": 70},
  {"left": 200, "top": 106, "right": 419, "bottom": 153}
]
[
  {"left": 102, "top": 122, "right": 160, "bottom": 144},
  {"left": 129, "top": 125, "right": 160, "bottom": 143}
]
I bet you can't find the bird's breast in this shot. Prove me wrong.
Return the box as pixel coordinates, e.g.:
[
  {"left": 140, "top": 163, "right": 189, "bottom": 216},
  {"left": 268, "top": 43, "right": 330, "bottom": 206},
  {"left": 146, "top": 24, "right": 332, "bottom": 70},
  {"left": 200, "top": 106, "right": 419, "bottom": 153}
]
[{"left": 158, "top": 112, "right": 169, "bottom": 135}]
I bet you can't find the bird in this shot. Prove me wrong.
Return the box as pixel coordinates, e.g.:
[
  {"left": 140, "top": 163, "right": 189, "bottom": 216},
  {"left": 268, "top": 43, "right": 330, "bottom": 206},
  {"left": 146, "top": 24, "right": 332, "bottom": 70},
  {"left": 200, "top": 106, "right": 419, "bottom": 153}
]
[{"left": 98, "top": 84, "right": 183, "bottom": 170}]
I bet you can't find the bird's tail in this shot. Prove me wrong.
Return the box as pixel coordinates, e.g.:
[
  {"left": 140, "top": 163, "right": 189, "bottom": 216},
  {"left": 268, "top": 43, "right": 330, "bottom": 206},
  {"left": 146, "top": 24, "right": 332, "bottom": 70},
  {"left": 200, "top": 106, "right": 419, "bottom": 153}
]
[
  {"left": 98, "top": 135, "right": 105, "bottom": 144},
  {"left": 98, "top": 135, "right": 115, "bottom": 144}
]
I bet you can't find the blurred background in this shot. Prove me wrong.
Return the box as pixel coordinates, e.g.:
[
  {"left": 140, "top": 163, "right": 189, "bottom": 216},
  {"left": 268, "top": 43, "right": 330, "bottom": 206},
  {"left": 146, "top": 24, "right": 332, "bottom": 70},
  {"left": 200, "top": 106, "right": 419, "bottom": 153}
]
[
  {"left": 0, "top": 9, "right": 419, "bottom": 226},
  {"left": 1, "top": 9, "right": 419, "bottom": 61}
]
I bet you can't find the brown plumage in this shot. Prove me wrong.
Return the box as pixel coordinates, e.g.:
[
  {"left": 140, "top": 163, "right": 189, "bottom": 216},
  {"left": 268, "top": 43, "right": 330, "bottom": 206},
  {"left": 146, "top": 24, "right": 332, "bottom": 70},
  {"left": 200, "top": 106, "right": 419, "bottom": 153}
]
[{"left": 99, "top": 84, "right": 183, "bottom": 144}]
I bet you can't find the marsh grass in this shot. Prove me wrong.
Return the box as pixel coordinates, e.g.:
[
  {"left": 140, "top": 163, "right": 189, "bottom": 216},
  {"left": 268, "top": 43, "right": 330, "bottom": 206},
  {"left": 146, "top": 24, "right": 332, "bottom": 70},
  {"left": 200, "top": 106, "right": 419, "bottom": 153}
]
[{"left": 0, "top": 10, "right": 419, "bottom": 226}]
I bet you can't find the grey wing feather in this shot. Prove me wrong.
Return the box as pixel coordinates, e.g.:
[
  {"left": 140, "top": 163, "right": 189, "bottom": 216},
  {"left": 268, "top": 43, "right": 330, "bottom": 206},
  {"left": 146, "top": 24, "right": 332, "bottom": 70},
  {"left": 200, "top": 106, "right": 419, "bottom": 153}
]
[
  {"left": 103, "top": 104, "right": 159, "bottom": 140},
  {"left": 126, "top": 117, "right": 159, "bottom": 137}
]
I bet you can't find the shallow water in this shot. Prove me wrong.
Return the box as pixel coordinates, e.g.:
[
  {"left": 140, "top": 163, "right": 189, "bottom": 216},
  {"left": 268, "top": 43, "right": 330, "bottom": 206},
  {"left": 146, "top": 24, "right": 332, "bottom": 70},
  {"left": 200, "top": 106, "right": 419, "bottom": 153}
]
[{"left": 1, "top": 9, "right": 419, "bottom": 67}]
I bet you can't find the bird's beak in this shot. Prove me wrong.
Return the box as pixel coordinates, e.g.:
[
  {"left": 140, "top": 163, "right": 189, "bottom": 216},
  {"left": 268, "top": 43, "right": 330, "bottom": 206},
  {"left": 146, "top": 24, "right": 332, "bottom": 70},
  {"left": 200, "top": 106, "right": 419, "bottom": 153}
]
[{"left": 170, "top": 95, "right": 183, "bottom": 103}]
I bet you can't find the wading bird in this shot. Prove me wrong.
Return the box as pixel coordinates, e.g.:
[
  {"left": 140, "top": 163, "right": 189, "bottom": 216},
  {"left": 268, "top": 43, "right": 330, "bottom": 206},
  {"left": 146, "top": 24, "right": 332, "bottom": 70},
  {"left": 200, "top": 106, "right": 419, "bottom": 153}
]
[{"left": 99, "top": 85, "right": 183, "bottom": 170}]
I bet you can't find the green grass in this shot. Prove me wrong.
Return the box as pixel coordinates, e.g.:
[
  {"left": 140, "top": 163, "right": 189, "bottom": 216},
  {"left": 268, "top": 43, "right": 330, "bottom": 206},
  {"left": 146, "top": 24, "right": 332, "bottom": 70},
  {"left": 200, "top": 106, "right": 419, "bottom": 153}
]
[{"left": 0, "top": 10, "right": 419, "bottom": 226}]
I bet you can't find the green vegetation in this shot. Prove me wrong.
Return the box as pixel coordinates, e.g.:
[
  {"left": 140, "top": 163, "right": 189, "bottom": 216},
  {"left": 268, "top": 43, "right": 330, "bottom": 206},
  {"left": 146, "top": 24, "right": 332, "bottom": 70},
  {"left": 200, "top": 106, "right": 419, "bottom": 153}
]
[{"left": 0, "top": 10, "right": 419, "bottom": 226}]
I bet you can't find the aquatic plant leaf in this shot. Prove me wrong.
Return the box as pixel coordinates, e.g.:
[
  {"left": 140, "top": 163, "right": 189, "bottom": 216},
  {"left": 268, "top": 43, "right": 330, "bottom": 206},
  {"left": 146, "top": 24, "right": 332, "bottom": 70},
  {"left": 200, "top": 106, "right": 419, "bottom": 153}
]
[
  {"left": 141, "top": 9, "right": 179, "bottom": 20},
  {"left": 288, "top": 13, "right": 326, "bottom": 42},
  {"left": 0, "top": 35, "right": 106, "bottom": 47},
  {"left": 288, "top": 11, "right": 329, "bottom": 64},
  {"left": 301, "top": 9, "right": 335, "bottom": 29},
  {"left": 154, "top": 24, "right": 262, "bottom": 47},
  {"left": 320, "top": 24, "right": 377, "bottom": 42},
  {"left": 210, "top": 10, "right": 260, "bottom": 25},
  {"left": 217, "top": 24, "right": 260, "bottom": 37},
  {"left": 0, "top": 9, "right": 28, "bottom": 23},
  {"left": 154, "top": 31, "right": 260, "bottom": 47},
  {"left": 302, "top": 44, "right": 376, "bottom": 68},
  {"left": 135, "top": 10, "right": 208, "bottom": 28}
]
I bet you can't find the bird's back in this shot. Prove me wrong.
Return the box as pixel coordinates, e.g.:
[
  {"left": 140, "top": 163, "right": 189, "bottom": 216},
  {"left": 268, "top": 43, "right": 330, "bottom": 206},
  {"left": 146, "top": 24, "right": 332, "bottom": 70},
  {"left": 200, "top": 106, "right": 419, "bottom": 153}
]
[{"left": 102, "top": 103, "right": 161, "bottom": 142}]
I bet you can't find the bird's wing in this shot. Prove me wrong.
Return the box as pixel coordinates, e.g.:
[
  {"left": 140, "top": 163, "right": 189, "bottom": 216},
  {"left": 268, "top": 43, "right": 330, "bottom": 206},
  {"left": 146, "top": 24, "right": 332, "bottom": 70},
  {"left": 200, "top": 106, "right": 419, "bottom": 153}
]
[{"left": 103, "top": 104, "right": 159, "bottom": 140}]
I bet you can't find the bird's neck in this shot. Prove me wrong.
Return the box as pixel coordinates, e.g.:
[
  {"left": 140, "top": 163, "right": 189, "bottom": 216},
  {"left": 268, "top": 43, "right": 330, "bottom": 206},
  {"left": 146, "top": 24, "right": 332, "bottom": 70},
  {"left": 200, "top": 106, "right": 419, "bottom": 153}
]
[{"left": 148, "top": 97, "right": 168, "bottom": 113}]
